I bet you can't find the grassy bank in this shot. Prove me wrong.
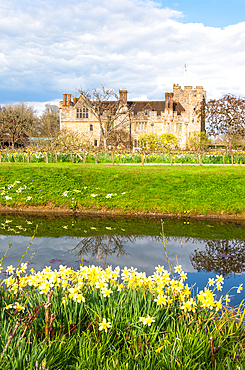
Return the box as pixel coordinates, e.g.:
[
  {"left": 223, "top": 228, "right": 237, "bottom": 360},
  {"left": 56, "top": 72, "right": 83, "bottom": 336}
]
[{"left": 0, "top": 163, "right": 244, "bottom": 217}]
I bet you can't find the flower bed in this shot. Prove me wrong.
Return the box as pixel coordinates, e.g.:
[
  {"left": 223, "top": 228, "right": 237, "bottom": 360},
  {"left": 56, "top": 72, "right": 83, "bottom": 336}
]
[{"left": 1, "top": 262, "right": 244, "bottom": 369}]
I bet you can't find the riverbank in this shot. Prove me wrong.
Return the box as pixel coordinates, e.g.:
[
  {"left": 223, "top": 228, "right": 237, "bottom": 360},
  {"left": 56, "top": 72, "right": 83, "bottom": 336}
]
[{"left": 0, "top": 163, "right": 244, "bottom": 219}]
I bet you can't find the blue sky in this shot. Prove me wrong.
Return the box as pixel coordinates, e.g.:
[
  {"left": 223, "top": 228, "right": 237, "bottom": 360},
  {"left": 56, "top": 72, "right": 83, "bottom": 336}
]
[
  {"left": 0, "top": 0, "right": 245, "bottom": 113},
  {"left": 159, "top": 0, "right": 245, "bottom": 27}
]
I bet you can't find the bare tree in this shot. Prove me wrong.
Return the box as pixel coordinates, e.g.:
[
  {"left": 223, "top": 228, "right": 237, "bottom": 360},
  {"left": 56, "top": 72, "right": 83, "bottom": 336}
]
[
  {"left": 190, "top": 239, "right": 245, "bottom": 277},
  {"left": 77, "top": 85, "right": 135, "bottom": 151},
  {"left": 0, "top": 102, "right": 37, "bottom": 148},
  {"left": 205, "top": 94, "right": 245, "bottom": 152},
  {"left": 38, "top": 104, "right": 60, "bottom": 138}
]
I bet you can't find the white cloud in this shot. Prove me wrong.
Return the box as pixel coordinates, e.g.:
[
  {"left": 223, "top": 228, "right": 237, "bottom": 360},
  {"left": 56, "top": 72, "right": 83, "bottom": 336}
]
[{"left": 0, "top": 0, "right": 245, "bottom": 112}]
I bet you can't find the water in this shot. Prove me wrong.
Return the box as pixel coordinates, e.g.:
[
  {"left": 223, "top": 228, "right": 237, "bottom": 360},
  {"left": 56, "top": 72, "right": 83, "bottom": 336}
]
[{"left": 0, "top": 213, "right": 244, "bottom": 305}]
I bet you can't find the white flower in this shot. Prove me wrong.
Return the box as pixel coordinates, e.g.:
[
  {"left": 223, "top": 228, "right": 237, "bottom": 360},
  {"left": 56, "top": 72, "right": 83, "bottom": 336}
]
[
  {"left": 91, "top": 194, "right": 97, "bottom": 197},
  {"left": 62, "top": 191, "right": 69, "bottom": 197},
  {"left": 26, "top": 196, "right": 32, "bottom": 201},
  {"left": 5, "top": 196, "right": 12, "bottom": 200}
]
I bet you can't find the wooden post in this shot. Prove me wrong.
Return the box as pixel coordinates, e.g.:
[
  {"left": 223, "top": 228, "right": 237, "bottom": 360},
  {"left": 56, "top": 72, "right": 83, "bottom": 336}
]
[
  {"left": 231, "top": 153, "right": 234, "bottom": 166},
  {"left": 71, "top": 153, "right": 73, "bottom": 163},
  {"left": 170, "top": 153, "right": 173, "bottom": 166},
  {"left": 120, "top": 154, "right": 122, "bottom": 164},
  {"left": 112, "top": 152, "right": 114, "bottom": 165},
  {"left": 83, "top": 154, "right": 87, "bottom": 164},
  {"left": 46, "top": 153, "right": 49, "bottom": 163},
  {"left": 23, "top": 153, "right": 25, "bottom": 163},
  {"left": 28, "top": 153, "right": 30, "bottom": 163},
  {"left": 222, "top": 154, "right": 225, "bottom": 165},
  {"left": 94, "top": 154, "right": 97, "bottom": 164},
  {"left": 55, "top": 152, "right": 58, "bottom": 163},
  {"left": 142, "top": 153, "right": 144, "bottom": 165}
]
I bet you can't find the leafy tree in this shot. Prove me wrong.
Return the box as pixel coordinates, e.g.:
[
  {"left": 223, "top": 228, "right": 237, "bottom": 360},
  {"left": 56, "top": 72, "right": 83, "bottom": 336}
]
[
  {"left": 0, "top": 102, "right": 37, "bottom": 148},
  {"left": 188, "top": 131, "right": 211, "bottom": 152},
  {"left": 158, "top": 133, "right": 177, "bottom": 151},
  {"left": 77, "top": 85, "right": 135, "bottom": 151},
  {"left": 204, "top": 94, "right": 245, "bottom": 152},
  {"left": 138, "top": 133, "right": 158, "bottom": 152},
  {"left": 138, "top": 133, "right": 177, "bottom": 152},
  {"left": 38, "top": 104, "right": 60, "bottom": 137}
]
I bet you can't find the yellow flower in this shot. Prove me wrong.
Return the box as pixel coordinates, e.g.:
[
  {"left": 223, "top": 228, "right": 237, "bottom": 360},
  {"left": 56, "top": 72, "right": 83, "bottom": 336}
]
[
  {"left": 14, "top": 302, "right": 25, "bottom": 311},
  {"left": 216, "top": 275, "right": 224, "bottom": 284},
  {"left": 154, "top": 294, "right": 167, "bottom": 306},
  {"left": 225, "top": 295, "right": 230, "bottom": 306},
  {"left": 155, "top": 346, "right": 164, "bottom": 353},
  {"left": 216, "top": 300, "right": 223, "bottom": 311},
  {"left": 139, "top": 316, "right": 155, "bottom": 326},
  {"left": 174, "top": 265, "right": 182, "bottom": 274},
  {"left": 6, "top": 265, "right": 15, "bottom": 274},
  {"left": 99, "top": 318, "right": 112, "bottom": 333},
  {"left": 237, "top": 284, "right": 243, "bottom": 293}
]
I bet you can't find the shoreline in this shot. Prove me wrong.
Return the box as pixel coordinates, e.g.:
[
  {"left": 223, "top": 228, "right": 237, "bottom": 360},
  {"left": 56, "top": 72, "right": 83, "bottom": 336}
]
[{"left": 0, "top": 204, "right": 245, "bottom": 222}]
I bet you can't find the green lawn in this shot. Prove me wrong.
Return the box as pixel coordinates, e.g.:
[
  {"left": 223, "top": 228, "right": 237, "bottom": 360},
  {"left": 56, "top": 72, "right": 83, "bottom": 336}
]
[{"left": 0, "top": 163, "right": 244, "bottom": 216}]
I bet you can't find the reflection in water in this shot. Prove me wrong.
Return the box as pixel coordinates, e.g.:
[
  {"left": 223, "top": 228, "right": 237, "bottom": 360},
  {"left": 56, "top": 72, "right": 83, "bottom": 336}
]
[
  {"left": 190, "top": 239, "right": 245, "bottom": 277},
  {"left": 68, "top": 234, "right": 136, "bottom": 268},
  {"left": 69, "top": 233, "right": 245, "bottom": 278}
]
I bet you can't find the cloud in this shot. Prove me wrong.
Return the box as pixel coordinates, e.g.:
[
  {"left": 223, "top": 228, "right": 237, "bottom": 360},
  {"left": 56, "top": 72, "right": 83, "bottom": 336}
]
[{"left": 0, "top": 0, "right": 245, "bottom": 111}]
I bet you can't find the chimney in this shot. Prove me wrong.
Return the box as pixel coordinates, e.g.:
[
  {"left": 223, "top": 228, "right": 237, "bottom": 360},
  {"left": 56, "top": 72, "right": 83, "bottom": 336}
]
[
  {"left": 122, "top": 90, "right": 127, "bottom": 105},
  {"left": 119, "top": 90, "right": 127, "bottom": 105},
  {"left": 63, "top": 93, "right": 67, "bottom": 106},
  {"left": 73, "top": 97, "right": 77, "bottom": 104},
  {"left": 165, "top": 93, "right": 169, "bottom": 111},
  {"left": 169, "top": 93, "right": 173, "bottom": 110},
  {"left": 67, "top": 93, "right": 71, "bottom": 105}
]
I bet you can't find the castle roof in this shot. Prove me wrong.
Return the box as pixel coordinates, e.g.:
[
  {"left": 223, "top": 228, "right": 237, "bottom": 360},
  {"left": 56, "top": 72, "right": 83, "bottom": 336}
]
[{"left": 73, "top": 96, "right": 185, "bottom": 116}]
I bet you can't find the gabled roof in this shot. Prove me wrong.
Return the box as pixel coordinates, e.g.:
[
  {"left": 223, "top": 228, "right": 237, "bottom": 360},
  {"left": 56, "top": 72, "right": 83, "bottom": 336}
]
[{"left": 73, "top": 96, "right": 185, "bottom": 116}]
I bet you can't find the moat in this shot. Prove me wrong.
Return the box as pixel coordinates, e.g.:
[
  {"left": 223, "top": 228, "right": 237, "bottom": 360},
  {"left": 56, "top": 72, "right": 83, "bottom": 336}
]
[{"left": 0, "top": 213, "right": 244, "bottom": 305}]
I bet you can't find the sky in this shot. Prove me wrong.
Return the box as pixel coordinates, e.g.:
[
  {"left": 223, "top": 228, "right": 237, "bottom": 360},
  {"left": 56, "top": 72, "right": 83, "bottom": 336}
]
[{"left": 0, "top": 0, "right": 245, "bottom": 114}]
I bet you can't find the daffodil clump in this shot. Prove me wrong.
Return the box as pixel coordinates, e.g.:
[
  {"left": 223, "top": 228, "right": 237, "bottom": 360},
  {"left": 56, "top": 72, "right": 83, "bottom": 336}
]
[
  {"left": 1, "top": 262, "right": 245, "bottom": 369},
  {"left": 3, "top": 263, "right": 243, "bottom": 317}
]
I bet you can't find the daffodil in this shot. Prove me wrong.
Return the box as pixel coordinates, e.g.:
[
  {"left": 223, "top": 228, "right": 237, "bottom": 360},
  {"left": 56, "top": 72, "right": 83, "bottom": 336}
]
[
  {"left": 139, "top": 316, "right": 155, "bottom": 326},
  {"left": 237, "top": 284, "right": 243, "bottom": 293},
  {"left": 99, "top": 318, "right": 112, "bottom": 333}
]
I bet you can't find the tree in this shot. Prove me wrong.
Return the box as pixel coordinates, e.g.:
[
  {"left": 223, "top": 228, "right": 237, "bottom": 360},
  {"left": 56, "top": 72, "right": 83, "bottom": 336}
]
[
  {"left": 204, "top": 94, "right": 245, "bottom": 152},
  {"left": 38, "top": 104, "right": 60, "bottom": 137},
  {"left": 138, "top": 133, "right": 177, "bottom": 152},
  {"left": 188, "top": 131, "right": 211, "bottom": 152},
  {"left": 190, "top": 239, "right": 245, "bottom": 277},
  {"left": 0, "top": 102, "right": 37, "bottom": 148},
  {"left": 77, "top": 85, "right": 135, "bottom": 151}
]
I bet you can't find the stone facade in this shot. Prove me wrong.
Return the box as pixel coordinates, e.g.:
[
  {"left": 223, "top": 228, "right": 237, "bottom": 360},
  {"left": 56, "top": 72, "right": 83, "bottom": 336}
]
[{"left": 60, "top": 84, "right": 206, "bottom": 149}]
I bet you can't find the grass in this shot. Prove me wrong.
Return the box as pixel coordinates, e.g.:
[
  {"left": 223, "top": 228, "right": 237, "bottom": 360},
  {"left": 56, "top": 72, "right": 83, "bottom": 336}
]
[{"left": 0, "top": 163, "right": 244, "bottom": 217}]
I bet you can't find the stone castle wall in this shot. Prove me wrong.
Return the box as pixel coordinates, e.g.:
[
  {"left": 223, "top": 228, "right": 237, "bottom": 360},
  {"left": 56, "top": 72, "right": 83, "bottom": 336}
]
[{"left": 60, "top": 84, "right": 206, "bottom": 149}]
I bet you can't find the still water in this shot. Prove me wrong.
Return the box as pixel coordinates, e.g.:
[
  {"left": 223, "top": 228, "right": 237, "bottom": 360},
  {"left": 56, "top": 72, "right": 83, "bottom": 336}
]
[{"left": 0, "top": 213, "right": 244, "bottom": 305}]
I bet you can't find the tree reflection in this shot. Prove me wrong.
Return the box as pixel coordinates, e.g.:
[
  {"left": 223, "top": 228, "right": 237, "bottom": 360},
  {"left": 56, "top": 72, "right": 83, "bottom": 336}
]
[
  {"left": 190, "top": 239, "right": 245, "bottom": 277},
  {"left": 68, "top": 234, "right": 136, "bottom": 268}
]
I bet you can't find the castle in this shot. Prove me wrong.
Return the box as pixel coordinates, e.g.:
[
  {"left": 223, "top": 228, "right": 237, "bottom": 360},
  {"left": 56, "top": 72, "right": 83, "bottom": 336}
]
[{"left": 60, "top": 84, "right": 206, "bottom": 149}]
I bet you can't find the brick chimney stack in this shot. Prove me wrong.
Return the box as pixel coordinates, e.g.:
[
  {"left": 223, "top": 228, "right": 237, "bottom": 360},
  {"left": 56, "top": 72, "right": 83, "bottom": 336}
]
[
  {"left": 67, "top": 93, "right": 71, "bottom": 105},
  {"left": 169, "top": 93, "right": 173, "bottom": 110},
  {"left": 119, "top": 90, "right": 128, "bottom": 105},
  {"left": 63, "top": 93, "right": 67, "bottom": 106},
  {"left": 165, "top": 92, "right": 169, "bottom": 110}
]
